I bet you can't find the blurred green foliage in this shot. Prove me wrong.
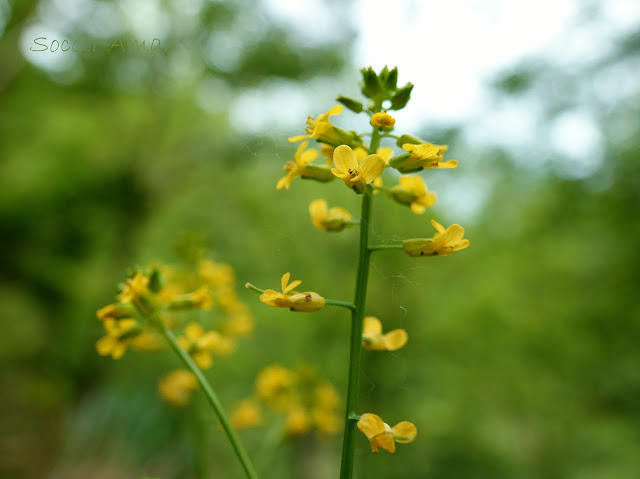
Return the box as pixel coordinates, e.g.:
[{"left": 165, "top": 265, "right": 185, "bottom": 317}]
[{"left": 1, "top": 1, "right": 639, "bottom": 478}]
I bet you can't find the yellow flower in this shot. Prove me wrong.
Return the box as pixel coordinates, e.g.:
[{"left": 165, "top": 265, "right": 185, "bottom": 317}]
[
  {"left": 362, "top": 316, "right": 408, "bottom": 351},
  {"left": 259, "top": 273, "right": 325, "bottom": 312},
  {"left": 353, "top": 146, "right": 392, "bottom": 192},
  {"left": 370, "top": 112, "right": 395, "bottom": 129},
  {"left": 309, "top": 199, "right": 353, "bottom": 232},
  {"left": 288, "top": 105, "right": 350, "bottom": 146},
  {"left": 403, "top": 142, "right": 457, "bottom": 170},
  {"left": 96, "top": 318, "right": 142, "bottom": 359},
  {"left": 388, "top": 176, "right": 437, "bottom": 214},
  {"left": 402, "top": 219, "right": 470, "bottom": 257},
  {"left": 117, "top": 272, "right": 149, "bottom": 303},
  {"left": 332, "top": 145, "right": 385, "bottom": 194},
  {"left": 320, "top": 144, "right": 335, "bottom": 164},
  {"left": 158, "top": 369, "right": 198, "bottom": 407},
  {"left": 198, "top": 259, "right": 235, "bottom": 289},
  {"left": 230, "top": 399, "right": 263, "bottom": 430},
  {"left": 256, "top": 364, "right": 295, "bottom": 411},
  {"left": 357, "top": 413, "right": 417, "bottom": 454},
  {"left": 177, "top": 322, "right": 232, "bottom": 369},
  {"left": 312, "top": 408, "right": 342, "bottom": 435},
  {"left": 168, "top": 286, "right": 213, "bottom": 311},
  {"left": 276, "top": 141, "right": 334, "bottom": 190},
  {"left": 223, "top": 306, "right": 254, "bottom": 337},
  {"left": 284, "top": 406, "right": 312, "bottom": 437},
  {"left": 96, "top": 303, "right": 136, "bottom": 321}
]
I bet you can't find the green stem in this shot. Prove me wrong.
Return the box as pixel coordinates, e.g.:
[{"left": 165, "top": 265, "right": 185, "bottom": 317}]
[
  {"left": 339, "top": 125, "right": 381, "bottom": 479},
  {"left": 325, "top": 299, "right": 357, "bottom": 311},
  {"left": 368, "top": 244, "right": 403, "bottom": 252},
  {"left": 158, "top": 322, "right": 258, "bottom": 479}
]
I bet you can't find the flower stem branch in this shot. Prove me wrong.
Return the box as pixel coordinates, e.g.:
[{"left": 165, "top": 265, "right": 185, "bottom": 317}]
[
  {"left": 158, "top": 321, "right": 258, "bottom": 479},
  {"left": 368, "top": 244, "right": 403, "bottom": 252},
  {"left": 325, "top": 299, "right": 357, "bottom": 311}
]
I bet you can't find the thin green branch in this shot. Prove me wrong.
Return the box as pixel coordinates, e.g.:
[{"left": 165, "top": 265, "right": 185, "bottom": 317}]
[
  {"left": 325, "top": 299, "right": 357, "bottom": 311},
  {"left": 158, "top": 321, "right": 258, "bottom": 479},
  {"left": 368, "top": 244, "right": 403, "bottom": 252}
]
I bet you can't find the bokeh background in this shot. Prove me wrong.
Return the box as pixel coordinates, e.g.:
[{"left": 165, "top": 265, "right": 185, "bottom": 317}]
[{"left": 2, "top": 0, "right": 640, "bottom": 478}]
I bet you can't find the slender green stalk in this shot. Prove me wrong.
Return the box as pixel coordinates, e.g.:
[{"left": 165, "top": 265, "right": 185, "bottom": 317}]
[
  {"left": 369, "top": 244, "right": 403, "bottom": 252},
  {"left": 325, "top": 299, "right": 357, "bottom": 311},
  {"left": 158, "top": 322, "right": 258, "bottom": 479},
  {"left": 339, "top": 125, "right": 382, "bottom": 479}
]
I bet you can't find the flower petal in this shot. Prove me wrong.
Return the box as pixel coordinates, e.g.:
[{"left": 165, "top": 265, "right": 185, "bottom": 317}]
[
  {"left": 360, "top": 154, "right": 385, "bottom": 184},
  {"left": 430, "top": 220, "right": 445, "bottom": 233},
  {"left": 382, "top": 329, "right": 408, "bottom": 351},
  {"left": 357, "top": 413, "right": 386, "bottom": 438},
  {"left": 333, "top": 145, "right": 358, "bottom": 173},
  {"left": 391, "top": 421, "right": 417, "bottom": 443},
  {"left": 185, "top": 322, "right": 204, "bottom": 339},
  {"left": 363, "top": 316, "right": 382, "bottom": 336},
  {"left": 280, "top": 273, "right": 291, "bottom": 292}
]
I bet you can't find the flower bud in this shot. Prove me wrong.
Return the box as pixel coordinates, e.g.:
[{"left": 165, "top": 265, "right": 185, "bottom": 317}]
[
  {"left": 389, "top": 82, "right": 414, "bottom": 110},
  {"left": 336, "top": 95, "right": 363, "bottom": 113},
  {"left": 289, "top": 292, "right": 326, "bottom": 312}
]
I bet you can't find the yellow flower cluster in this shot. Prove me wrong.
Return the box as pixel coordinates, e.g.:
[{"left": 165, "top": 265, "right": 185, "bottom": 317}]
[
  {"left": 96, "top": 257, "right": 253, "bottom": 369},
  {"left": 231, "top": 364, "right": 342, "bottom": 438}
]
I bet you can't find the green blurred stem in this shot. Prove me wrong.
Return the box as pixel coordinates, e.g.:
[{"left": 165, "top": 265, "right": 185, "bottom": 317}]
[
  {"left": 369, "top": 244, "right": 403, "bottom": 252},
  {"left": 158, "top": 321, "right": 258, "bottom": 479},
  {"left": 339, "top": 125, "right": 381, "bottom": 479}
]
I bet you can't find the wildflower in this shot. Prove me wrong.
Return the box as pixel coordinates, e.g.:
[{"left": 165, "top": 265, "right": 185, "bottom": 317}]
[
  {"left": 370, "top": 112, "right": 396, "bottom": 129},
  {"left": 312, "top": 407, "right": 342, "bottom": 435},
  {"left": 256, "top": 364, "right": 295, "bottom": 411},
  {"left": 362, "top": 316, "right": 408, "bottom": 351},
  {"left": 276, "top": 141, "right": 333, "bottom": 190},
  {"left": 402, "top": 220, "right": 470, "bottom": 257},
  {"left": 390, "top": 142, "right": 457, "bottom": 173},
  {"left": 288, "top": 105, "right": 354, "bottom": 146},
  {"left": 198, "top": 259, "right": 235, "bottom": 289},
  {"left": 388, "top": 176, "right": 437, "bottom": 214},
  {"left": 357, "top": 413, "right": 417, "bottom": 454},
  {"left": 96, "top": 318, "right": 142, "bottom": 359},
  {"left": 331, "top": 145, "right": 385, "bottom": 194},
  {"left": 177, "top": 322, "right": 232, "bottom": 369},
  {"left": 309, "top": 199, "right": 353, "bottom": 232},
  {"left": 117, "top": 272, "right": 155, "bottom": 317},
  {"left": 284, "top": 406, "right": 312, "bottom": 437},
  {"left": 168, "top": 286, "right": 213, "bottom": 311},
  {"left": 230, "top": 399, "right": 263, "bottom": 430},
  {"left": 223, "top": 306, "right": 254, "bottom": 337},
  {"left": 158, "top": 369, "right": 198, "bottom": 407},
  {"left": 96, "top": 303, "right": 137, "bottom": 321},
  {"left": 259, "top": 273, "right": 325, "bottom": 312}
]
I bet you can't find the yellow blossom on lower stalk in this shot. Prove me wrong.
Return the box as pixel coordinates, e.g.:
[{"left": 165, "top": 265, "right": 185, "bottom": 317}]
[
  {"left": 357, "top": 413, "right": 417, "bottom": 454},
  {"left": 96, "top": 318, "right": 142, "bottom": 359},
  {"left": 309, "top": 199, "right": 354, "bottom": 232},
  {"left": 332, "top": 145, "right": 385, "bottom": 194},
  {"left": 256, "top": 364, "right": 295, "bottom": 411},
  {"left": 259, "top": 273, "right": 325, "bottom": 312},
  {"left": 284, "top": 406, "right": 312, "bottom": 437},
  {"left": 388, "top": 176, "right": 437, "bottom": 214},
  {"left": 168, "top": 285, "right": 213, "bottom": 311},
  {"left": 158, "top": 369, "right": 198, "bottom": 407},
  {"left": 177, "top": 322, "right": 233, "bottom": 369},
  {"left": 402, "top": 219, "right": 470, "bottom": 257},
  {"left": 362, "top": 316, "right": 408, "bottom": 351},
  {"left": 230, "top": 399, "right": 263, "bottom": 430}
]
